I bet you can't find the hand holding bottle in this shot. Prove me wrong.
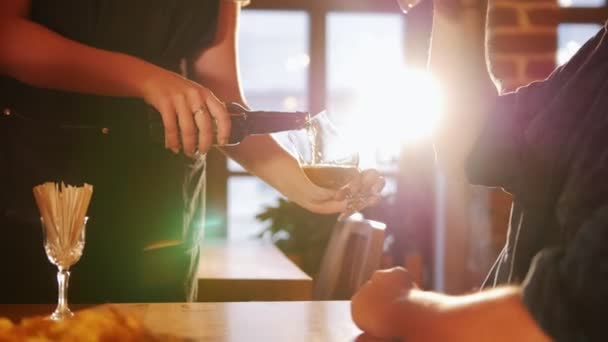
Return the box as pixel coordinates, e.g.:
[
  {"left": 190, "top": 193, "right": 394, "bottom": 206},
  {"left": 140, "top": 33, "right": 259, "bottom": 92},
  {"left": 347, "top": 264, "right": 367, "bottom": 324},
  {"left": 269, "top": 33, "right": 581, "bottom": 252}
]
[{"left": 138, "top": 65, "right": 231, "bottom": 157}]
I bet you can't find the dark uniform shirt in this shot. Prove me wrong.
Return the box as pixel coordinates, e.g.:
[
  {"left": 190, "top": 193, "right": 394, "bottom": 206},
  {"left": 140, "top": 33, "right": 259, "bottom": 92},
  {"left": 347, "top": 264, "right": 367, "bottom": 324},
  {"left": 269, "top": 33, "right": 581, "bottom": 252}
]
[
  {"left": 0, "top": 0, "right": 220, "bottom": 303},
  {"left": 467, "top": 22, "right": 608, "bottom": 342}
]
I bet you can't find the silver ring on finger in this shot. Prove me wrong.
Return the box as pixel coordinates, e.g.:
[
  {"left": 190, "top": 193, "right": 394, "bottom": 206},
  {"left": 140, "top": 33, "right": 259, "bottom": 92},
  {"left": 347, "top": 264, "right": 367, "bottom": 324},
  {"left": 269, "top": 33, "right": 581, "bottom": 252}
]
[{"left": 193, "top": 106, "right": 207, "bottom": 117}]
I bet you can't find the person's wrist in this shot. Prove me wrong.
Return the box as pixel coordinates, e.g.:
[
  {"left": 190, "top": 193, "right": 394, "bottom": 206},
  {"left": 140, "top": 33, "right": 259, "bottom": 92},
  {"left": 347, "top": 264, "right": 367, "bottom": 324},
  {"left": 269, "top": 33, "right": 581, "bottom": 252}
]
[
  {"left": 123, "top": 56, "right": 166, "bottom": 100},
  {"left": 394, "top": 290, "right": 448, "bottom": 340}
]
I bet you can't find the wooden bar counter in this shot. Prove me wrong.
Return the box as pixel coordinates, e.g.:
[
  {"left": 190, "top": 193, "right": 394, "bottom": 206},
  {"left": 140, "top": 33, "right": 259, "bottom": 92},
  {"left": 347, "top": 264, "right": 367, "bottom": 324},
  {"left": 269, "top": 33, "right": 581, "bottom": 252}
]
[
  {"left": 0, "top": 301, "right": 373, "bottom": 341},
  {"left": 197, "top": 240, "right": 313, "bottom": 302}
]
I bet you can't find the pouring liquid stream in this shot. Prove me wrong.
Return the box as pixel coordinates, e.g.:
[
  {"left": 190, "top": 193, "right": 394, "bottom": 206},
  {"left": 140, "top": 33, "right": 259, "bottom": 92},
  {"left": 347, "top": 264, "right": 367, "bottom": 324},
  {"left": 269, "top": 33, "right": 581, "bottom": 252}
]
[{"left": 301, "top": 111, "right": 359, "bottom": 191}]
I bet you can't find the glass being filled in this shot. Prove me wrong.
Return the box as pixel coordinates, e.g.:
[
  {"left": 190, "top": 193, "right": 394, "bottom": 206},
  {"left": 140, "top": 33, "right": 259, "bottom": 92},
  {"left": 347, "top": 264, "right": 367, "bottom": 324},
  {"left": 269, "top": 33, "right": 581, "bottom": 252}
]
[{"left": 289, "top": 112, "right": 366, "bottom": 220}]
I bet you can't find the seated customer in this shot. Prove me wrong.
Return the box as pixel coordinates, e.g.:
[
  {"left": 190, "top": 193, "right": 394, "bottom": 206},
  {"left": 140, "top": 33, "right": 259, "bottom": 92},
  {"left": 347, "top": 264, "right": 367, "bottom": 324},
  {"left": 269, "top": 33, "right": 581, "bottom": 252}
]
[{"left": 352, "top": 1, "right": 608, "bottom": 341}]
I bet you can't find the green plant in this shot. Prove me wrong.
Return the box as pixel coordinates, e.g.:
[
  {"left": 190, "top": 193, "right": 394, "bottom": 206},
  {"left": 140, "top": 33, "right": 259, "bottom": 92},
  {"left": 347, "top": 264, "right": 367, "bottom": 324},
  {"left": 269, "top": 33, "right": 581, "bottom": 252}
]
[{"left": 256, "top": 198, "right": 338, "bottom": 276}]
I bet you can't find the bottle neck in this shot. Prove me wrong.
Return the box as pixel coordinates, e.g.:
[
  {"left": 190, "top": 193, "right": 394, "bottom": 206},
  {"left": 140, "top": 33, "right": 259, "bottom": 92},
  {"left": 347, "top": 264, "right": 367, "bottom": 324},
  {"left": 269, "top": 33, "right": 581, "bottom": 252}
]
[{"left": 245, "top": 111, "right": 311, "bottom": 135}]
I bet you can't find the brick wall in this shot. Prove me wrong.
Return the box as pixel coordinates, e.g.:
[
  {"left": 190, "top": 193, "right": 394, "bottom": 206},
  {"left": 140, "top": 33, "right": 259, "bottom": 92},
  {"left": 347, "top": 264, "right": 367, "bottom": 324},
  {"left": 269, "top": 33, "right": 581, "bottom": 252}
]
[
  {"left": 486, "top": 0, "right": 558, "bottom": 252},
  {"left": 488, "top": 0, "right": 558, "bottom": 90}
]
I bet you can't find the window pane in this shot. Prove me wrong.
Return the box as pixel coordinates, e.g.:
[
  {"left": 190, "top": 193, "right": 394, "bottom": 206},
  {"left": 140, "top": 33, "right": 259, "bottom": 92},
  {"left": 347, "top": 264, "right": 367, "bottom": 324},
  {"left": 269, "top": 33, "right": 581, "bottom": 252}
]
[
  {"left": 327, "top": 13, "right": 406, "bottom": 172},
  {"left": 229, "top": 10, "right": 310, "bottom": 172},
  {"left": 227, "top": 10, "right": 309, "bottom": 239},
  {"left": 228, "top": 177, "right": 285, "bottom": 240},
  {"left": 559, "top": 0, "right": 605, "bottom": 7},
  {"left": 557, "top": 24, "right": 602, "bottom": 65},
  {"left": 238, "top": 10, "right": 309, "bottom": 110}
]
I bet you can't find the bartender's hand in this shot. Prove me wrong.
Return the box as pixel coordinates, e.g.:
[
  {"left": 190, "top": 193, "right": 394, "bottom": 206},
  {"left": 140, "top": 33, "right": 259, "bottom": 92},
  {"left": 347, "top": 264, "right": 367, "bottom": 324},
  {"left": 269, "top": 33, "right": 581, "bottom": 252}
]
[
  {"left": 299, "top": 169, "right": 385, "bottom": 216},
  {"left": 139, "top": 66, "right": 231, "bottom": 157},
  {"left": 351, "top": 267, "right": 416, "bottom": 339}
]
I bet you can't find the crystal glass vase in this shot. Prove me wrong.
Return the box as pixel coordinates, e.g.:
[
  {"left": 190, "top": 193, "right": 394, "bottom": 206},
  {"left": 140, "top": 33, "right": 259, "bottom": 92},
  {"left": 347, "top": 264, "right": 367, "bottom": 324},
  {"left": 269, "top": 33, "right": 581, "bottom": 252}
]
[{"left": 40, "top": 217, "right": 87, "bottom": 320}]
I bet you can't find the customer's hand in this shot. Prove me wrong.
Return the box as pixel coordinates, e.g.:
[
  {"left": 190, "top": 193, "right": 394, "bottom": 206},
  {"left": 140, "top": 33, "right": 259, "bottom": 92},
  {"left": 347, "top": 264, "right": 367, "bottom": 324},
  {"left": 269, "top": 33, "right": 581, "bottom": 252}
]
[
  {"left": 299, "top": 169, "right": 385, "bottom": 215},
  {"left": 139, "top": 66, "right": 231, "bottom": 157},
  {"left": 351, "top": 267, "right": 416, "bottom": 339}
]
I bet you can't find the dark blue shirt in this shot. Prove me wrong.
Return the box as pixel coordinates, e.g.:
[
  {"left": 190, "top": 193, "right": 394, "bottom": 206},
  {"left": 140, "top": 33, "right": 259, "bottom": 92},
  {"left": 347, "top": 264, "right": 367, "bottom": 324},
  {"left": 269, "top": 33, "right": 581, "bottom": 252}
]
[{"left": 467, "top": 22, "right": 608, "bottom": 342}]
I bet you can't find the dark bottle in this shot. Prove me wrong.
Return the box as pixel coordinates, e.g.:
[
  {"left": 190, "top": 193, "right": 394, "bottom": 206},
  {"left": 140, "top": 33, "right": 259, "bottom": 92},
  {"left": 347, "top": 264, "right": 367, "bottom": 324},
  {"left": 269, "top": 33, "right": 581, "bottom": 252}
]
[
  {"left": 217, "top": 102, "right": 312, "bottom": 146},
  {"left": 148, "top": 102, "right": 313, "bottom": 147}
]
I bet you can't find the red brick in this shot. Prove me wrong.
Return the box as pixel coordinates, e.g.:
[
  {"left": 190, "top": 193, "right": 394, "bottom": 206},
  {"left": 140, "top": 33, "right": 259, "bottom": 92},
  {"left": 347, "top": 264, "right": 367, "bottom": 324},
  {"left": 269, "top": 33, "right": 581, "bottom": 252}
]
[
  {"left": 490, "top": 32, "right": 557, "bottom": 54},
  {"left": 526, "top": 59, "right": 556, "bottom": 79},
  {"left": 528, "top": 8, "right": 559, "bottom": 26},
  {"left": 489, "top": 6, "right": 520, "bottom": 27}
]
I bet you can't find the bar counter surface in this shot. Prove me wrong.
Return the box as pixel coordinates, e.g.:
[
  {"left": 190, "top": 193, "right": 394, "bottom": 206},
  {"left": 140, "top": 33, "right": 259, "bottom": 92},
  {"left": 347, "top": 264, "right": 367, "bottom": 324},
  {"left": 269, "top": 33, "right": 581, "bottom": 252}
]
[
  {"left": 0, "top": 301, "right": 374, "bottom": 341},
  {"left": 197, "top": 239, "right": 313, "bottom": 302}
]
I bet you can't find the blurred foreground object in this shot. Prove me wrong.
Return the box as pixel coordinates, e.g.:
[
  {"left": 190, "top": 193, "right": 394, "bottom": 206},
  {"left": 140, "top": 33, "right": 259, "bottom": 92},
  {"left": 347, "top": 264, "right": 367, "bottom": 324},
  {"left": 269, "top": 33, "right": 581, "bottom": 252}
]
[{"left": 0, "top": 305, "right": 181, "bottom": 341}]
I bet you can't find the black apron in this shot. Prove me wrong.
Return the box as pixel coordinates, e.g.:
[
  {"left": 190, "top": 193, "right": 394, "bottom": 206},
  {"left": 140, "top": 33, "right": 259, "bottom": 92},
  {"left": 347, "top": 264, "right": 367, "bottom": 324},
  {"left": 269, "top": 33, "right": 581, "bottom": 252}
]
[{"left": 0, "top": 0, "right": 219, "bottom": 303}]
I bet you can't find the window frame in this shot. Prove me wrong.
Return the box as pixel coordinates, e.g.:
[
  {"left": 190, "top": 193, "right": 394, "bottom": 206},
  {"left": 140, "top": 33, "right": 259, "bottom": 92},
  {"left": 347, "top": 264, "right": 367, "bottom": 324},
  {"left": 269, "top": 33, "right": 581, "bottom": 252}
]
[
  {"left": 206, "top": 0, "right": 432, "bottom": 238},
  {"left": 214, "top": 1, "right": 608, "bottom": 238},
  {"left": 556, "top": 5, "right": 607, "bottom": 67},
  {"left": 560, "top": 6, "right": 608, "bottom": 24}
]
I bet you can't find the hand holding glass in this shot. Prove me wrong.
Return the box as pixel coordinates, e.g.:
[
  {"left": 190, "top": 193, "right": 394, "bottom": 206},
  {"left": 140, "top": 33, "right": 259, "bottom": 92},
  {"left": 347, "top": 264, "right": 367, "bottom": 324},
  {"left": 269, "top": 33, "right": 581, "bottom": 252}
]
[{"left": 289, "top": 112, "right": 369, "bottom": 220}]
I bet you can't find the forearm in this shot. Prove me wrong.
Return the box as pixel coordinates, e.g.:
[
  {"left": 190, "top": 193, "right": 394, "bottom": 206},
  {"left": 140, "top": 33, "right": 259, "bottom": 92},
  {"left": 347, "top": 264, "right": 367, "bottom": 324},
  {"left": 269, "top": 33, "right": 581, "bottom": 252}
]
[
  {"left": 429, "top": 1, "right": 498, "bottom": 180},
  {"left": 0, "top": 17, "right": 160, "bottom": 97},
  {"left": 396, "top": 288, "right": 550, "bottom": 342},
  {"left": 225, "top": 136, "right": 320, "bottom": 203}
]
